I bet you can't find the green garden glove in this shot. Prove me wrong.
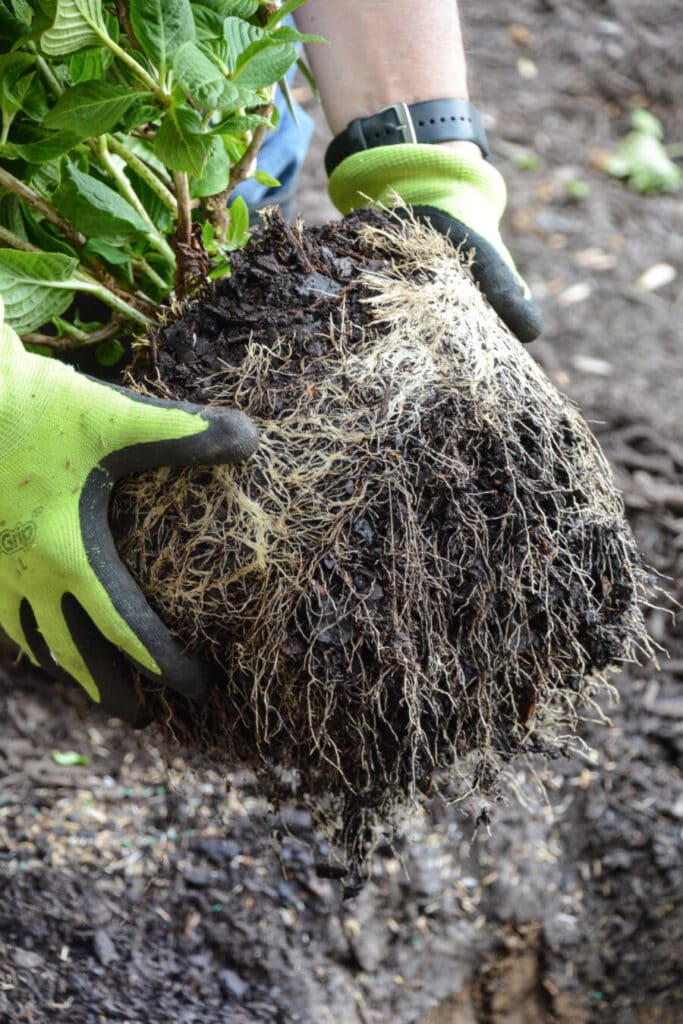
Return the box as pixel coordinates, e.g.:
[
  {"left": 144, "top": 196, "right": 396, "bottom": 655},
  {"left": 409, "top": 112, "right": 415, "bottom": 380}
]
[
  {"left": 0, "top": 298, "right": 258, "bottom": 723},
  {"left": 328, "top": 145, "right": 542, "bottom": 343}
]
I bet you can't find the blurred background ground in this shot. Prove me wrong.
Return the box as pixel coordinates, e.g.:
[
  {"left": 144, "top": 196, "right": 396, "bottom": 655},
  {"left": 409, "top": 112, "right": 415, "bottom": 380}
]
[{"left": 1, "top": 1, "right": 682, "bottom": 1022}]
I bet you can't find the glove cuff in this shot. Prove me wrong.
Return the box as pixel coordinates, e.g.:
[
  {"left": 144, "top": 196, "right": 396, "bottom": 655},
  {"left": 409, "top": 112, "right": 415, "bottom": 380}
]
[{"left": 328, "top": 144, "right": 508, "bottom": 247}]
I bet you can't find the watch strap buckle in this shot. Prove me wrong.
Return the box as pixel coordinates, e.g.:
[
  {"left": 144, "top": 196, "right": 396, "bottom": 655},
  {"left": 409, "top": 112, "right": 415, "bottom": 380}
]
[{"left": 375, "top": 102, "right": 418, "bottom": 146}]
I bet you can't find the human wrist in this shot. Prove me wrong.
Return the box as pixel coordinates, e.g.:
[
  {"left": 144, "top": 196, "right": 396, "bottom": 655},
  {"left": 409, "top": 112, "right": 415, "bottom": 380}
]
[{"left": 439, "top": 139, "right": 484, "bottom": 161}]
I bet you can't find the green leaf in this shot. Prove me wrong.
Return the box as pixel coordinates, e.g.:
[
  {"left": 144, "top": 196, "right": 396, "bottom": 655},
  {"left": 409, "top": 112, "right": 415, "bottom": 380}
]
[
  {"left": 44, "top": 81, "right": 138, "bottom": 136},
  {"left": 40, "top": 0, "right": 109, "bottom": 56},
  {"left": 172, "top": 40, "right": 239, "bottom": 108},
  {"left": 55, "top": 163, "right": 149, "bottom": 242},
  {"left": 123, "top": 162, "right": 175, "bottom": 233},
  {"left": 218, "top": 0, "right": 258, "bottom": 15},
  {"left": 12, "top": 69, "right": 49, "bottom": 123},
  {"left": 270, "top": 26, "right": 325, "bottom": 45},
  {"left": 118, "top": 101, "right": 161, "bottom": 132},
  {"left": 0, "top": 248, "right": 79, "bottom": 333},
  {"left": 0, "top": 0, "right": 31, "bottom": 45},
  {"left": 9, "top": 0, "right": 32, "bottom": 24},
  {"left": 211, "top": 111, "right": 271, "bottom": 134},
  {"left": 253, "top": 168, "right": 279, "bottom": 188},
  {"left": 266, "top": 0, "right": 309, "bottom": 28},
  {"left": 51, "top": 749, "right": 91, "bottom": 766},
  {"left": 191, "top": 4, "right": 224, "bottom": 40},
  {"left": 189, "top": 133, "right": 229, "bottom": 196},
  {"left": 607, "top": 110, "right": 683, "bottom": 194},
  {"left": 0, "top": 53, "right": 35, "bottom": 116},
  {"left": 129, "top": 0, "right": 196, "bottom": 72},
  {"left": 630, "top": 109, "right": 662, "bottom": 139},
  {"left": 20, "top": 205, "right": 78, "bottom": 258},
  {"left": 153, "top": 104, "right": 213, "bottom": 174},
  {"left": 0, "top": 129, "right": 83, "bottom": 162},
  {"left": 512, "top": 148, "right": 542, "bottom": 172},
  {"left": 295, "top": 55, "right": 319, "bottom": 102},
  {"left": 225, "top": 192, "right": 249, "bottom": 248},
  {"left": 95, "top": 337, "right": 125, "bottom": 366},
  {"left": 84, "top": 236, "right": 131, "bottom": 265},
  {"left": 68, "top": 45, "right": 115, "bottom": 83},
  {"left": 222, "top": 15, "right": 263, "bottom": 73},
  {"left": 234, "top": 39, "right": 296, "bottom": 89},
  {"left": 565, "top": 179, "right": 590, "bottom": 200}
]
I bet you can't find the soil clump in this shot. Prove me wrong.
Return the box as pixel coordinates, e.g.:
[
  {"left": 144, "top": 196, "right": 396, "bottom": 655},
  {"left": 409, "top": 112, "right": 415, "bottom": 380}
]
[{"left": 111, "top": 209, "right": 652, "bottom": 869}]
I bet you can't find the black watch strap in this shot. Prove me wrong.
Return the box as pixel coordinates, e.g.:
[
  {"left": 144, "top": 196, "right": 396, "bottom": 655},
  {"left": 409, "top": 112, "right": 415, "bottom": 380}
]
[{"left": 325, "top": 99, "right": 490, "bottom": 177}]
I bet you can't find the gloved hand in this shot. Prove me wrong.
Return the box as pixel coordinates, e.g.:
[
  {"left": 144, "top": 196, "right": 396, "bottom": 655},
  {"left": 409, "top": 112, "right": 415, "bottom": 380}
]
[
  {"left": 0, "top": 299, "right": 258, "bottom": 724},
  {"left": 327, "top": 145, "right": 542, "bottom": 344}
]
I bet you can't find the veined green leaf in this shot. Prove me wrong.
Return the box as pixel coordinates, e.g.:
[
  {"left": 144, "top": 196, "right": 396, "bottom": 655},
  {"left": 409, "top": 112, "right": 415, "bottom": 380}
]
[
  {"left": 234, "top": 39, "right": 296, "bottom": 89},
  {"left": 13, "top": 69, "right": 49, "bottom": 123},
  {"left": 0, "top": 0, "right": 31, "bottom": 45},
  {"left": 84, "top": 237, "right": 131, "bottom": 265},
  {"left": 209, "top": 0, "right": 258, "bottom": 16},
  {"left": 189, "top": 133, "right": 229, "bottom": 197},
  {"left": 0, "top": 129, "right": 83, "bottom": 162},
  {"left": 172, "top": 40, "right": 239, "bottom": 109},
  {"left": 0, "top": 53, "right": 35, "bottom": 116},
  {"left": 55, "top": 163, "right": 149, "bottom": 242},
  {"left": 153, "top": 105, "right": 212, "bottom": 174},
  {"left": 270, "top": 26, "right": 325, "bottom": 45},
  {"left": 0, "top": 248, "right": 79, "bottom": 333},
  {"left": 191, "top": 4, "right": 224, "bottom": 41},
  {"left": 129, "top": 0, "right": 196, "bottom": 72},
  {"left": 9, "top": 0, "right": 32, "bottom": 24},
  {"left": 222, "top": 15, "right": 263, "bottom": 73},
  {"left": 69, "top": 45, "right": 115, "bottom": 83},
  {"left": 211, "top": 111, "right": 271, "bottom": 134},
  {"left": 20, "top": 205, "right": 79, "bottom": 258},
  {"left": 40, "top": 0, "right": 109, "bottom": 57},
  {"left": 44, "top": 81, "right": 138, "bottom": 136}
]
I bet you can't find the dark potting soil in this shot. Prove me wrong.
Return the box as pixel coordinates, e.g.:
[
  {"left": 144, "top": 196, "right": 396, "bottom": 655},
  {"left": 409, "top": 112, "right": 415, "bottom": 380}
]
[
  {"left": 144, "top": 209, "right": 391, "bottom": 401},
  {"left": 111, "top": 208, "right": 649, "bottom": 873}
]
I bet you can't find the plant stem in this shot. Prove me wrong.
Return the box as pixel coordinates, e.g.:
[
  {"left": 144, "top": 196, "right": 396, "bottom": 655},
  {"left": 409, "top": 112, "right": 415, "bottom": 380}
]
[
  {"left": 225, "top": 94, "right": 275, "bottom": 200},
  {"left": 101, "top": 34, "right": 168, "bottom": 104},
  {"left": 204, "top": 91, "right": 274, "bottom": 243},
  {"left": 0, "top": 167, "right": 86, "bottom": 251},
  {"left": 172, "top": 171, "right": 201, "bottom": 298},
  {"left": 0, "top": 226, "right": 42, "bottom": 253},
  {"left": 124, "top": 247, "right": 169, "bottom": 291},
  {"left": 0, "top": 164, "right": 158, "bottom": 320},
  {"left": 23, "top": 319, "right": 125, "bottom": 351},
  {"left": 107, "top": 135, "right": 178, "bottom": 213},
  {"left": 73, "top": 272, "right": 151, "bottom": 325},
  {"left": 93, "top": 137, "right": 176, "bottom": 265},
  {"left": 173, "top": 172, "right": 193, "bottom": 249},
  {"left": 32, "top": 49, "right": 64, "bottom": 99}
]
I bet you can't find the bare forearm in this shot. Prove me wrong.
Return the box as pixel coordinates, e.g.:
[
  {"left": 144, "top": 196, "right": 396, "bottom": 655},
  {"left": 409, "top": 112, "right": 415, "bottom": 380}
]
[{"left": 295, "top": 1, "right": 477, "bottom": 157}]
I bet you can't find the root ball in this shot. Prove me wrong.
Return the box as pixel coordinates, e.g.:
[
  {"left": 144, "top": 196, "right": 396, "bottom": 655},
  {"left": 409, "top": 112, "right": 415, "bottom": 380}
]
[{"left": 111, "top": 211, "right": 652, "bottom": 865}]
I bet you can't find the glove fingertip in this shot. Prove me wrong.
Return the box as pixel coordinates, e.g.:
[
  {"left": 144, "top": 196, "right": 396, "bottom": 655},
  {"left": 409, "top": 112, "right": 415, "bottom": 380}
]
[
  {"left": 494, "top": 294, "right": 543, "bottom": 345},
  {"left": 201, "top": 406, "right": 260, "bottom": 464}
]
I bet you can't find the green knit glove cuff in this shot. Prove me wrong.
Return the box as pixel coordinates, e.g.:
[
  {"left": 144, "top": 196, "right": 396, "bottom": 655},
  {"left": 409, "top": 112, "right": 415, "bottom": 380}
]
[{"left": 328, "top": 144, "right": 514, "bottom": 270}]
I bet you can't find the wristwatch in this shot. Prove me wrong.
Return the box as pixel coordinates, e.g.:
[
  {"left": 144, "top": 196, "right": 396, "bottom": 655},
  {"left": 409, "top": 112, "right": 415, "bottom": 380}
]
[{"left": 325, "top": 98, "right": 490, "bottom": 177}]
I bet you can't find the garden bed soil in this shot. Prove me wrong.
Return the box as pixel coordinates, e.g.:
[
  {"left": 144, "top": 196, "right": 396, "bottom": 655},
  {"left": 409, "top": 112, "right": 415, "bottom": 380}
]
[{"left": 1, "top": 1, "right": 682, "bottom": 1022}]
